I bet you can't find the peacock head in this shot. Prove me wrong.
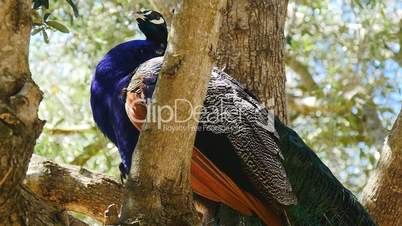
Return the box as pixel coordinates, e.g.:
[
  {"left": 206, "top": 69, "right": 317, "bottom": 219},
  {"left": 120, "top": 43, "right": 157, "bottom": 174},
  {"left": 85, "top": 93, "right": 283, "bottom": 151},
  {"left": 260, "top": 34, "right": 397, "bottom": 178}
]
[{"left": 134, "top": 10, "right": 168, "bottom": 47}]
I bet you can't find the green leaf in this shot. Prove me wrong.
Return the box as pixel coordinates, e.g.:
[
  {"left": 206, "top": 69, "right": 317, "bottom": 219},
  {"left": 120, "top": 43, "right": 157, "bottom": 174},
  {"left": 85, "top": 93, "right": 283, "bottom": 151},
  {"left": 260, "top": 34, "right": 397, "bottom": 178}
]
[
  {"left": 33, "top": 0, "right": 41, "bottom": 9},
  {"left": 368, "top": 155, "right": 376, "bottom": 165},
  {"left": 31, "top": 28, "right": 43, "bottom": 36},
  {"left": 66, "top": 0, "right": 79, "bottom": 17},
  {"left": 47, "top": 20, "right": 70, "bottom": 33},
  {"left": 353, "top": 0, "right": 364, "bottom": 8},
  {"left": 42, "top": 30, "right": 49, "bottom": 43},
  {"left": 41, "top": 0, "right": 49, "bottom": 9},
  {"left": 286, "top": 35, "right": 293, "bottom": 46},
  {"left": 44, "top": 13, "right": 51, "bottom": 22}
]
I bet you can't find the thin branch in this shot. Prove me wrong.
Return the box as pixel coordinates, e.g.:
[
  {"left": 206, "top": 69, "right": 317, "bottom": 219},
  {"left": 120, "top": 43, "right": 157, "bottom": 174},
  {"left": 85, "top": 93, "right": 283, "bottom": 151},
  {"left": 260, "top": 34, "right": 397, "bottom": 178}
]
[
  {"left": 70, "top": 136, "right": 108, "bottom": 166},
  {"left": 285, "top": 55, "right": 318, "bottom": 91},
  {"left": 43, "top": 125, "right": 95, "bottom": 136}
]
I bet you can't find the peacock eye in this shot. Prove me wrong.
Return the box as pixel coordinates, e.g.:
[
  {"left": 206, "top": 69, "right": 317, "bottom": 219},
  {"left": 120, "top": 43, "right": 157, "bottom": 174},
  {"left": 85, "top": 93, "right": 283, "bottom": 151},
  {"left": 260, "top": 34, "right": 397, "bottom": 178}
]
[{"left": 149, "top": 17, "right": 165, "bottom": 25}]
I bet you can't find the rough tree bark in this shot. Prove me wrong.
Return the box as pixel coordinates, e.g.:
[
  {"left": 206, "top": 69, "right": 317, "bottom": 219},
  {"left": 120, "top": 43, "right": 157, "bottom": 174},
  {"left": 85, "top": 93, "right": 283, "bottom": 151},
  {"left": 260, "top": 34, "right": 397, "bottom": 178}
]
[
  {"left": 149, "top": 0, "right": 289, "bottom": 225},
  {"left": 118, "top": 1, "right": 224, "bottom": 225},
  {"left": 25, "top": 154, "right": 124, "bottom": 223},
  {"left": 362, "top": 110, "right": 402, "bottom": 226},
  {"left": 0, "top": 1, "right": 85, "bottom": 225},
  {"left": 215, "top": 0, "right": 289, "bottom": 124},
  {"left": 148, "top": 1, "right": 289, "bottom": 225},
  {"left": 150, "top": 0, "right": 289, "bottom": 124}
]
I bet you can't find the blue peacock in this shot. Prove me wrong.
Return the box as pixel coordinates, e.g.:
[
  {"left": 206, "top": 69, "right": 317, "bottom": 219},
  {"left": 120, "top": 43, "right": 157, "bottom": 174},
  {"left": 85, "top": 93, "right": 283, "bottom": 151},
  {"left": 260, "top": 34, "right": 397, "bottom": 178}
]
[{"left": 90, "top": 9, "right": 377, "bottom": 226}]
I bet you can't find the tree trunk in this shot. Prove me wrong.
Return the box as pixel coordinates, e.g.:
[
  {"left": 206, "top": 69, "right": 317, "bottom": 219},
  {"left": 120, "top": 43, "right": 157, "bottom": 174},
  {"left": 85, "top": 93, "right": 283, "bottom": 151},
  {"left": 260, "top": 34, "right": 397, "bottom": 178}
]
[
  {"left": 149, "top": 0, "right": 289, "bottom": 225},
  {"left": 119, "top": 1, "right": 224, "bottom": 225},
  {"left": 362, "top": 110, "right": 402, "bottom": 226},
  {"left": 0, "top": 1, "right": 85, "bottom": 225},
  {"left": 150, "top": 0, "right": 289, "bottom": 124},
  {"left": 215, "top": 0, "right": 289, "bottom": 124}
]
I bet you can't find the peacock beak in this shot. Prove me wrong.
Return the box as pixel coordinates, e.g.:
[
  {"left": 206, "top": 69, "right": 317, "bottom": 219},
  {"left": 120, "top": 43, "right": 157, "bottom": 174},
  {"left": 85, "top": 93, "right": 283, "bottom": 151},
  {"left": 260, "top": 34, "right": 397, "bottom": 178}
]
[{"left": 133, "top": 12, "right": 146, "bottom": 22}]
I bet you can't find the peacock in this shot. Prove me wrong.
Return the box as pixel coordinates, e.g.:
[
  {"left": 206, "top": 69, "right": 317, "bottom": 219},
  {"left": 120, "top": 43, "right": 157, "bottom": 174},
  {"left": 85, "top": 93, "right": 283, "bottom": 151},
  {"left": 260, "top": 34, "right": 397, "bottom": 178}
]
[
  {"left": 123, "top": 56, "right": 377, "bottom": 226},
  {"left": 91, "top": 9, "right": 377, "bottom": 226},
  {"left": 90, "top": 10, "right": 167, "bottom": 181}
]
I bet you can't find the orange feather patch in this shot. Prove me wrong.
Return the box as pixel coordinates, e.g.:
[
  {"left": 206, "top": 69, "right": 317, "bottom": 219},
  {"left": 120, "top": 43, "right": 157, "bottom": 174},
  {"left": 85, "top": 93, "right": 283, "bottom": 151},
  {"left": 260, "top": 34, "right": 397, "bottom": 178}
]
[{"left": 125, "top": 89, "right": 283, "bottom": 226}]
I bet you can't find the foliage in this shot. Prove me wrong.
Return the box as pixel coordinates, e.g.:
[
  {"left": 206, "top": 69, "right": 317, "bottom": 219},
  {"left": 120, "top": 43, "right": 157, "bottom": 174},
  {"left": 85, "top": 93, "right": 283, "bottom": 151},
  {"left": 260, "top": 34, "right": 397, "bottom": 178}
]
[
  {"left": 32, "top": 0, "right": 79, "bottom": 43},
  {"left": 286, "top": 0, "right": 401, "bottom": 193},
  {"left": 31, "top": 0, "right": 150, "bottom": 180}
]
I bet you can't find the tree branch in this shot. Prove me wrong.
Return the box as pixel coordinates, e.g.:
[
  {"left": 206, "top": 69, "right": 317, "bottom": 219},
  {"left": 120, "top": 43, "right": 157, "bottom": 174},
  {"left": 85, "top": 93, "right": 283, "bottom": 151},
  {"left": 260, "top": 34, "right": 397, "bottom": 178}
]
[
  {"left": 362, "top": 110, "right": 402, "bottom": 226},
  {"left": 19, "top": 185, "right": 89, "bottom": 226},
  {"left": 119, "top": 1, "right": 225, "bottom": 225},
  {"left": 285, "top": 55, "right": 318, "bottom": 91},
  {"left": 25, "top": 154, "right": 123, "bottom": 223},
  {"left": 0, "top": 1, "right": 89, "bottom": 225},
  {"left": 70, "top": 135, "right": 108, "bottom": 166},
  {"left": 43, "top": 125, "right": 95, "bottom": 136},
  {"left": 392, "top": 19, "right": 402, "bottom": 67}
]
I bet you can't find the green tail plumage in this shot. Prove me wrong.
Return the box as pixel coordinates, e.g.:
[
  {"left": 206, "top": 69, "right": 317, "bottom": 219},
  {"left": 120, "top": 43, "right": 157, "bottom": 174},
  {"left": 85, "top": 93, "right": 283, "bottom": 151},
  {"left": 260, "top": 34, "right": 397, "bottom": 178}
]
[{"left": 275, "top": 118, "right": 377, "bottom": 226}]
